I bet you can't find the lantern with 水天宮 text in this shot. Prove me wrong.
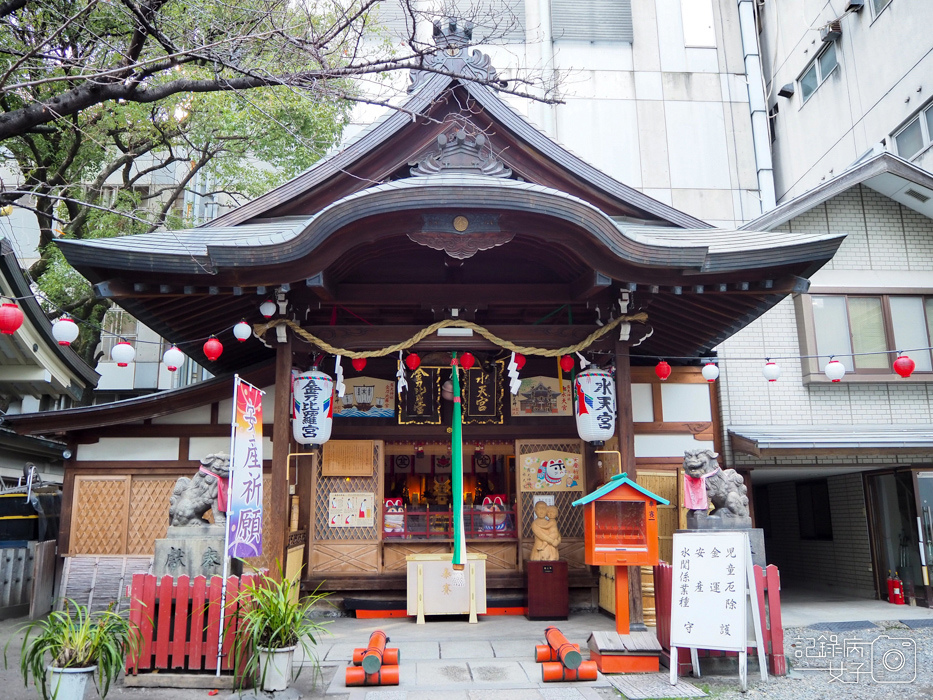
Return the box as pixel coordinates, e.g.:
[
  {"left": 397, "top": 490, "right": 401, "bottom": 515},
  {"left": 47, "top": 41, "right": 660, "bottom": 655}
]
[
  {"left": 292, "top": 369, "right": 335, "bottom": 445},
  {"left": 574, "top": 366, "right": 616, "bottom": 444}
]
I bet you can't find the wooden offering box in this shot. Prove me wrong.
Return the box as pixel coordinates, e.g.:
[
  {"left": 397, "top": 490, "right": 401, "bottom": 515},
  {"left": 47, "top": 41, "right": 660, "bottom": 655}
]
[
  {"left": 573, "top": 472, "right": 669, "bottom": 637},
  {"left": 574, "top": 472, "right": 667, "bottom": 567}
]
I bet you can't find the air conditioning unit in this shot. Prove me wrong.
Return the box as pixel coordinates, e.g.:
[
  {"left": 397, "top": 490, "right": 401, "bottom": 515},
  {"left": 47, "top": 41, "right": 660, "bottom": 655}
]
[
  {"left": 845, "top": 0, "right": 864, "bottom": 11},
  {"left": 821, "top": 20, "right": 842, "bottom": 42}
]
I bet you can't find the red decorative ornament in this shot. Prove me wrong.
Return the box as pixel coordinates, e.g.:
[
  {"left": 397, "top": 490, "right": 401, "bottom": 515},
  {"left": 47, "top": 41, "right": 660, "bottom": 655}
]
[
  {"left": 559, "top": 355, "right": 574, "bottom": 372},
  {"left": 405, "top": 353, "right": 421, "bottom": 371},
  {"left": 655, "top": 360, "right": 672, "bottom": 381},
  {"left": 0, "top": 303, "right": 24, "bottom": 335},
  {"left": 514, "top": 353, "right": 526, "bottom": 370},
  {"left": 894, "top": 354, "right": 916, "bottom": 378},
  {"left": 460, "top": 352, "right": 475, "bottom": 370},
  {"left": 351, "top": 357, "right": 367, "bottom": 372},
  {"left": 203, "top": 337, "right": 223, "bottom": 362}
]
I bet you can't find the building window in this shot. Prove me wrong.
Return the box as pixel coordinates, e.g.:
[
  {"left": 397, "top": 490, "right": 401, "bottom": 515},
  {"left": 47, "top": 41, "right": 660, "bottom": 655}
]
[
  {"left": 797, "top": 480, "right": 833, "bottom": 541},
  {"left": 551, "top": 0, "right": 633, "bottom": 42},
  {"left": 681, "top": 0, "right": 716, "bottom": 48},
  {"left": 871, "top": 0, "right": 892, "bottom": 16},
  {"left": 799, "top": 42, "right": 838, "bottom": 103},
  {"left": 894, "top": 103, "right": 933, "bottom": 160},
  {"left": 810, "top": 295, "right": 933, "bottom": 374}
]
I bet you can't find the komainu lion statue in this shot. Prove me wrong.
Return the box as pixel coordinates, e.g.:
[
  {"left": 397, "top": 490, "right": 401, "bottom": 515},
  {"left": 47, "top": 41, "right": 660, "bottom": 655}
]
[
  {"left": 168, "top": 453, "right": 230, "bottom": 527},
  {"left": 682, "top": 448, "right": 749, "bottom": 519}
]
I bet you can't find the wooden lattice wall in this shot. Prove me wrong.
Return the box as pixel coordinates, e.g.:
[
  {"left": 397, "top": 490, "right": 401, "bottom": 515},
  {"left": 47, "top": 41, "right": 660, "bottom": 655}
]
[
  {"left": 311, "top": 442, "right": 383, "bottom": 574},
  {"left": 69, "top": 471, "right": 275, "bottom": 566}
]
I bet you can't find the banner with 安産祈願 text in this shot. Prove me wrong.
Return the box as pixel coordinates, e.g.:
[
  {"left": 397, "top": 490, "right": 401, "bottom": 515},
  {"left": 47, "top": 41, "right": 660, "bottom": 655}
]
[{"left": 227, "top": 378, "right": 264, "bottom": 558}]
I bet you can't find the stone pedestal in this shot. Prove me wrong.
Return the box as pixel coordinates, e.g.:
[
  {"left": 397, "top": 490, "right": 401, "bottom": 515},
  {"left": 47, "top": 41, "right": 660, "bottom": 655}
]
[
  {"left": 683, "top": 515, "right": 767, "bottom": 569},
  {"left": 153, "top": 525, "right": 240, "bottom": 579}
]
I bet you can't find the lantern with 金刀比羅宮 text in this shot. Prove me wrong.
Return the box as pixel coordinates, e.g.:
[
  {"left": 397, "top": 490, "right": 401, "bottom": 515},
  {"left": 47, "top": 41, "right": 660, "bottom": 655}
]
[
  {"left": 292, "top": 369, "right": 335, "bottom": 445},
  {"left": 574, "top": 366, "right": 616, "bottom": 444}
]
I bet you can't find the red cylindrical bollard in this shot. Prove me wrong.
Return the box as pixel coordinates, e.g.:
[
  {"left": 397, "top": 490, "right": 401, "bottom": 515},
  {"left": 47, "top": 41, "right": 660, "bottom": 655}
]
[
  {"left": 544, "top": 626, "right": 583, "bottom": 669},
  {"left": 361, "top": 630, "right": 388, "bottom": 674},
  {"left": 353, "top": 647, "right": 399, "bottom": 666},
  {"left": 541, "top": 660, "right": 598, "bottom": 682},
  {"left": 535, "top": 642, "right": 580, "bottom": 663},
  {"left": 345, "top": 665, "right": 400, "bottom": 686}
]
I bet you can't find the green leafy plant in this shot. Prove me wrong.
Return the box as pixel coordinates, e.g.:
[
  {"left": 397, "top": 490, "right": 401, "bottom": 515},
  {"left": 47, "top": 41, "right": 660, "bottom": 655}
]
[
  {"left": 233, "top": 567, "right": 332, "bottom": 687},
  {"left": 11, "top": 600, "right": 131, "bottom": 699}
]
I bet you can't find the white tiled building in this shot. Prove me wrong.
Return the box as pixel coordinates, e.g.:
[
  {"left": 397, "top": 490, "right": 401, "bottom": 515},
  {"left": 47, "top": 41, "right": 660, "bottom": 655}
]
[{"left": 717, "top": 155, "right": 933, "bottom": 600}]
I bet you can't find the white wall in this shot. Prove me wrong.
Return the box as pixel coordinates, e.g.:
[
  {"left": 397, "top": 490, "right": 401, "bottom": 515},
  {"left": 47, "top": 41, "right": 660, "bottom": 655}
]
[
  {"left": 761, "top": 0, "right": 933, "bottom": 200},
  {"left": 717, "top": 185, "right": 933, "bottom": 470}
]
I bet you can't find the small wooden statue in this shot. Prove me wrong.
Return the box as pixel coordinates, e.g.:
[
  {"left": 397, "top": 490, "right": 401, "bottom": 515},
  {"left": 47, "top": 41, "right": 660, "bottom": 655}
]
[{"left": 530, "top": 501, "right": 561, "bottom": 561}]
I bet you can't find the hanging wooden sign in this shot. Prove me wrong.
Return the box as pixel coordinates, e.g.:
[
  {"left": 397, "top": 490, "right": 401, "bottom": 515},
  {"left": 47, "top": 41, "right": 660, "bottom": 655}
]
[
  {"left": 399, "top": 367, "right": 442, "bottom": 424},
  {"left": 322, "top": 440, "right": 374, "bottom": 477},
  {"left": 462, "top": 364, "right": 504, "bottom": 424},
  {"left": 335, "top": 377, "right": 395, "bottom": 418},
  {"left": 510, "top": 376, "right": 573, "bottom": 417}
]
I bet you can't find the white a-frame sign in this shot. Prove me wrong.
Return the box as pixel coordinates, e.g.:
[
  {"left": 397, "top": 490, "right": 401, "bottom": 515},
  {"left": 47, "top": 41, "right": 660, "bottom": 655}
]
[{"left": 669, "top": 530, "right": 768, "bottom": 691}]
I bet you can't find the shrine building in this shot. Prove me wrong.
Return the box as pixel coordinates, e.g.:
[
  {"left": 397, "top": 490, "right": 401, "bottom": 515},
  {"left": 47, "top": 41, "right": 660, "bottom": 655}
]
[{"left": 4, "top": 31, "right": 845, "bottom": 620}]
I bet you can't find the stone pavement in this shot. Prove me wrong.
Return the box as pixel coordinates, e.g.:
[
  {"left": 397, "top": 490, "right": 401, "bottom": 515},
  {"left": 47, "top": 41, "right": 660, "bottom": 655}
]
[
  {"left": 1, "top": 612, "right": 623, "bottom": 700},
  {"left": 5, "top": 590, "right": 928, "bottom": 700}
]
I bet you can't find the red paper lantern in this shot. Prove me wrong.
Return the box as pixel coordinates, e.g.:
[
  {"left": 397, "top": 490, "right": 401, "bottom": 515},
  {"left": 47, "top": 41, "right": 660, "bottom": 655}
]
[
  {"left": 405, "top": 353, "right": 421, "bottom": 371},
  {"left": 203, "top": 337, "right": 223, "bottom": 362},
  {"left": 655, "top": 360, "right": 672, "bottom": 381},
  {"left": 351, "top": 357, "right": 367, "bottom": 372},
  {"left": 894, "top": 354, "right": 916, "bottom": 378},
  {"left": 559, "top": 355, "right": 574, "bottom": 372},
  {"left": 460, "top": 352, "right": 475, "bottom": 370},
  {"left": 0, "top": 303, "right": 24, "bottom": 335},
  {"left": 514, "top": 353, "right": 526, "bottom": 370}
]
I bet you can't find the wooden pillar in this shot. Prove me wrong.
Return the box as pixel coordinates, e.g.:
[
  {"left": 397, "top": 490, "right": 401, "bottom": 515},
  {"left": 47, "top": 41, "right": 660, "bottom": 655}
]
[
  {"left": 615, "top": 342, "right": 645, "bottom": 630},
  {"left": 269, "top": 331, "right": 293, "bottom": 577}
]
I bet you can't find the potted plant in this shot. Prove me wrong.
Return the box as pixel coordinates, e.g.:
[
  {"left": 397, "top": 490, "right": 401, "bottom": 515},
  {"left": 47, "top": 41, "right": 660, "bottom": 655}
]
[
  {"left": 11, "top": 600, "right": 131, "bottom": 700},
  {"left": 234, "top": 569, "right": 331, "bottom": 691}
]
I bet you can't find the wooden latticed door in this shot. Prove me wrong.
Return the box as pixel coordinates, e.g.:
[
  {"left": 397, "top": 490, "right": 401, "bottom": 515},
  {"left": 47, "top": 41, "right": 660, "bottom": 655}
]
[{"left": 597, "top": 469, "right": 680, "bottom": 626}]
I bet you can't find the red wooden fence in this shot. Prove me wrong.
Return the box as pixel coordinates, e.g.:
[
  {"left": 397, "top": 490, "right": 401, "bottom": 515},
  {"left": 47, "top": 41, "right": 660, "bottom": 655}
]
[
  {"left": 654, "top": 562, "right": 786, "bottom": 676},
  {"left": 126, "top": 574, "right": 254, "bottom": 675}
]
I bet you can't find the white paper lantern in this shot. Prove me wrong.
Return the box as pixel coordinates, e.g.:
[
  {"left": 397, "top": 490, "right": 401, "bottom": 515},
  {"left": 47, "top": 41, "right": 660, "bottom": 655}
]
[
  {"left": 701, "top": 362, "right": 720, "bottom": 382},
  {"left": 163, "top": 345, "right": 185, "bottom": 372},
  {"left": 292, "top": 369, "right": 335, "bottom": 445},
  {"left": 110, "top": 341, "right": 135, "bottom": 367},
  {"left": 762, "top": 361, "right": 781, "bottom": 382},
  {"left": 574, "top": 366, "right": 616, "bottom": 444},
  {"left": 52, "top": 316, "right": 79, "bottom": 346},
  {"left": 233, "top": 321, "right": 252, "bottom": 342},
  {"left": 824, "top": 359, "right": 846, "bottom": 382},
  {"left": 259, "top": 299, "right": 277, "bottom": 318}
]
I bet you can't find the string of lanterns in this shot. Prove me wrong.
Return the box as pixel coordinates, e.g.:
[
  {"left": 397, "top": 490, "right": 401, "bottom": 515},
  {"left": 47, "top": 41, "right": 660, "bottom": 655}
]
[
  {"left": 1, "top": 292, "right": 929, "bottom": 382},
  {"left": 654, "top": 351, "right": 922, "bottom": 383}
]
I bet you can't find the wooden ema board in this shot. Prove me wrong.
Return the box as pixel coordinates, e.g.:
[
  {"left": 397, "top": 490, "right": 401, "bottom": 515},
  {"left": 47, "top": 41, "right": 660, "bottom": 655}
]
[
  {"left": 588, "top": 630, "right": 662, "bottom": 673},
  {"left": 668, "top": 531, "right": 767, "bottom": 692},
  {"left": 126, "top": 573, "right": 253, "bottom": 680}
]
